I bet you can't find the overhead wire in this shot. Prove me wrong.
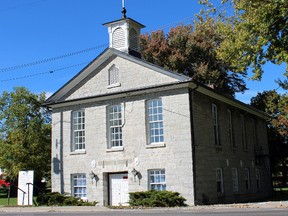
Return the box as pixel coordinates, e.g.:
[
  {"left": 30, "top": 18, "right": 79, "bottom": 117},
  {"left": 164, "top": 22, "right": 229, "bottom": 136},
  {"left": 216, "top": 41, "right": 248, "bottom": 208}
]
[
  {"left": 0, "top": 62, "right": 90, "bottom": 83},
  {"left": 0, "top": 15, "right": 196, "bottom": 82}
]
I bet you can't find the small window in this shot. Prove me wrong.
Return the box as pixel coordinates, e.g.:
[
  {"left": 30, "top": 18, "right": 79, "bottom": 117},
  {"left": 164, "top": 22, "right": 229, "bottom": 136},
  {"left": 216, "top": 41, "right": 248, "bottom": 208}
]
[
  {"left": 148, "top": 169, "right": 166, "bottom": 191},
  {"left": 216, "top": 168, "right": 224, "bottom": 193},
  {"left": 108, "top": 105, "right": 123, "bottom": 148},
  {"left": 72, "top": 110, "right": 85, "bottom": 151},
  {"left": 147, "top": 99, "right": 164, "bottom": 144},
  {"left": 244, "top": 168, "right": 250, "bottom": 190},
  {"left": 212, "top": 104, "right": 220, "bottom": 146},
  {"left": 231, "top": 168, "right": 239, "bottom": 192},
  {"left": 72, "top": 174, "right": 86, "bottom": 199},
  {"left": 256, "top": 169, "right": 261, "bottom": 189},
  {"left": 108, "top": 65, "right": 119, "bottom": 86}
]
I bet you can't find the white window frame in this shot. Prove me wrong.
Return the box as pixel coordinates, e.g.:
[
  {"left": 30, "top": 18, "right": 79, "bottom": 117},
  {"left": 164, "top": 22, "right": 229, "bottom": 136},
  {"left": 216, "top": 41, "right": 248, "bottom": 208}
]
[
  {"left": 244, "top": 168, "right": 250, "bottom": 190},
  {"left": 216, "top": 168, "right": 224, "bottom": 193},
  {"left": 212, "top": 104, "right": 220, "bottom": 146},
  {"left": 72, "top": 174, "right": 87, "bottom": 199},
  {"left": 148, "top": 169, "right": 166, "bottom": 191},
  {"left": 231, "top": 168, "right": 239, "bottom": 192},
  {"left": 72, "top": 110, "right": 85, "bottom": 152},
  {"left": 227, "top": 109, "right": 235, "bottom": 149},
  {"left": 256, "top": 169, "right": 261, "bottom": 189},
  {"left": 108, "top": 104, "right": 123, "bottom": 148},
  {"left": 147, "top": 99, "right": 164, "bottom": 145}
]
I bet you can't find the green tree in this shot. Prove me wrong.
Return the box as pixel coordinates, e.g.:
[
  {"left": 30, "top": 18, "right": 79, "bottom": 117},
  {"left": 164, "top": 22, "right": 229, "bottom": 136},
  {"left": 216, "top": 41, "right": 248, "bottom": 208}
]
[
  {"left": 0, "top": 87, "right": 51, "bottom": 186},
  {"left": 140, "top": 18, "right": 247, "bottom": 97},
  {"left": 199, "top": 0, "right": 288, "bottom": 88},
  {"left": 250, "top": 90, "right": 288, "bottom": 187}
]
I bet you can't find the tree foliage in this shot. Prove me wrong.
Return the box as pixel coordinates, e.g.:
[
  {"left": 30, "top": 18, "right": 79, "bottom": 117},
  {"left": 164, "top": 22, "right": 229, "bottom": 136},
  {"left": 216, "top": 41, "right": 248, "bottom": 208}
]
[
  {"left": 250, "top": 91, "right": 288, "bottom": 186},
  {"left": 0, "top": 87, "right": 51, "bottom": 184},
  {"left": 199, "top": 0, "right": 288, "bottom": 88},
  {"left": 140, "top": 17, "right": 247, "bottom": 97}
]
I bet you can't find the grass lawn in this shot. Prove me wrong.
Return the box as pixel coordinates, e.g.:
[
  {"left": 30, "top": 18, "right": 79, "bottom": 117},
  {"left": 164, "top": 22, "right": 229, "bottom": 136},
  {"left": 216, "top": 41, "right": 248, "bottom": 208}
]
[
  {"left": 0, "top": 188, "right": 38, "bottom": 206},
  {"left": 0, "top": 189, "right": 17, "bottom": 206}
]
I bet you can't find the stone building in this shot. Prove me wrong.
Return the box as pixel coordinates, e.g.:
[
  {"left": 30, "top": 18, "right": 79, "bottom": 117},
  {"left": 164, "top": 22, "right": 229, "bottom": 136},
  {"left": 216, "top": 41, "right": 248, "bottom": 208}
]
[{"left": 44, "top": 10, "right": 272, "bottom": 206}]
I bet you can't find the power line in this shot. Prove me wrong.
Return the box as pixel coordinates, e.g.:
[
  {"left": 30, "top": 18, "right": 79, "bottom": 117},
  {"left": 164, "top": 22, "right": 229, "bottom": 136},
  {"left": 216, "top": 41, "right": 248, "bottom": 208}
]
[
  {"left": 0, "top": 15, "right": 195, "bottom": 74},
  {"left": 0, "top": 15, "right": 197, "bottom": 82},
  {"left": 0, "top": 62, "right": 90, "bottom": 83},
  {"left": 0, "top": 44, "right": 107, "bottom": 73}
]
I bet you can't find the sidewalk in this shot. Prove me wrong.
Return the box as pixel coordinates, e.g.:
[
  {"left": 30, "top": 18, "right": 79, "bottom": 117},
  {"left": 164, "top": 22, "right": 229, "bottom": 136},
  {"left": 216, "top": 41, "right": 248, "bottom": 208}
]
[{"left": 0, "top": 201, "right": 288, "bottom": 213}]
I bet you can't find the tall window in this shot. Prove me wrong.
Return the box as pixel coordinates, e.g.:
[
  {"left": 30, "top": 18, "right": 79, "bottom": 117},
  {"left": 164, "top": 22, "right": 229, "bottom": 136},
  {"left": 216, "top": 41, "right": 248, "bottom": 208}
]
[
  {"left": 231, "top": 168, "right": 239, "bottom": 192},
  {"left": 212, "top": 104, "right": 220, "bottom": 146},
  {"left": 244, "top": 168, "right": 250, "bottom": 190},
  {"left": 108, "top": 105, "right": 123, "bottom": 148},
  {"left": 216, "top": 168, "right": 224, "bottom": 193},
  {"left": 108, "top": 65, "right": 119, "bottom": 86},
  {"left": 227, "top": 109, "right": 234, "bottom": 149},
  {"left": 240, "top": 114, "right": 247, "bottom": 151},
  {"left": 147, "top": 99, "right": 164, "bottom": 144},
  {"left": 72, "top": 110, "right": 85, "bottom": 151},
  {"left": 72, "top": 174, "right": 86, "bottom": 198},
  {"left": 148, "top": 169, "right": 166, "bottom": 191},
  {"left": 256, "top": 169, "right": 261, "bottom": 189}
]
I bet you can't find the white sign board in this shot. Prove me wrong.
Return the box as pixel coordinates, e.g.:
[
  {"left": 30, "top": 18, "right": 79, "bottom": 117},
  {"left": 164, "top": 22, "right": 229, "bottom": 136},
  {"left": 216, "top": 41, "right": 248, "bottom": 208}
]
[{"left": 17, "top": 170, "right": 34, "bottom": 206}]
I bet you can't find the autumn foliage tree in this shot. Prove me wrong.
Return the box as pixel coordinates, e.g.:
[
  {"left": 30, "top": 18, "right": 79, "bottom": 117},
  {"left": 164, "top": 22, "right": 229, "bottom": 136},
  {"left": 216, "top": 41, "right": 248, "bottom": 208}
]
[
  {"left": 251, "top": 91, "right": 288, "bottom": 186},
  {"left": 0, "top": 87, "right": 51, "bottom": 187},
  {"left": 140, "top": 17, "right": 247, "bottom": 97}
]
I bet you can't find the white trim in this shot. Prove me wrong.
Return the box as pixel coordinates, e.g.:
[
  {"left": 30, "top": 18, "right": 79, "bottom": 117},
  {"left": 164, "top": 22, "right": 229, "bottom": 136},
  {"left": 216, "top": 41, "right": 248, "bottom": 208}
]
[
  {"left": 106, "top": 146, "right": 124, "bottom": 152},
  {"left": 146, "top": 142, "right": 166, "bottom": 149},
  {"left": 107, "top": 83, "right": 121, "bottom": 89}
]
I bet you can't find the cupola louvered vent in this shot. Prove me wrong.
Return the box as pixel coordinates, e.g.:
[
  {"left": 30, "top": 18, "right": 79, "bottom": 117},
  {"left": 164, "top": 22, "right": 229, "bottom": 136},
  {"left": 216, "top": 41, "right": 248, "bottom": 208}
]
[
  {"left": 129, "top": 28, "right": 138, "bottom": 51},
  {"left": 112, "top": 27, "right": 125, "bottom": 50}
]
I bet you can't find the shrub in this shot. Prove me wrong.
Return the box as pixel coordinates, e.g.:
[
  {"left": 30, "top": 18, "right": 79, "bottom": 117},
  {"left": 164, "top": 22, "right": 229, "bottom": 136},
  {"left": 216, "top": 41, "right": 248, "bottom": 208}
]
[
  {"left": 36, "top": 192, "right": 97, "bottom": 206},
  {"left": 129, "top": 190, "right": 187, "bottom": 207}
]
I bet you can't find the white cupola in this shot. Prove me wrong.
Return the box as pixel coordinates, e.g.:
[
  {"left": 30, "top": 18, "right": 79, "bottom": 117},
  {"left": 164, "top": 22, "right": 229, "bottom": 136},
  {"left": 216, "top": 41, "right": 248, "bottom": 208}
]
[{"left": 103, "top": 4, "right": 145, "bottom": 58}]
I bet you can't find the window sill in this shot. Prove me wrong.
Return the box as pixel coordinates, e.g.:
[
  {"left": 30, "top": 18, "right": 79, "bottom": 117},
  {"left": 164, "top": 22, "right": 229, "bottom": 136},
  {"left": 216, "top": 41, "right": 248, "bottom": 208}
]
[
  {"left": 106, "top": 146, "right": 124, "bottom": 152},
  {"left": 146, "top": 142, "right": 166, "bottom": 149},
  {"left": 70, "top": 150, "right": 86, "bottom": 155},
  {"left": 107, "top": 83, "right": 121, "bottom": 89}
]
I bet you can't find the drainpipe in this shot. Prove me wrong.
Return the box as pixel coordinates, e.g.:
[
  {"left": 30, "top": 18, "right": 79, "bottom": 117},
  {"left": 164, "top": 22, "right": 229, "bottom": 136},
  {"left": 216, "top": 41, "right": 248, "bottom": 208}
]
[{"left": 188, "top": 84, "right": 198, "bottom": 205}]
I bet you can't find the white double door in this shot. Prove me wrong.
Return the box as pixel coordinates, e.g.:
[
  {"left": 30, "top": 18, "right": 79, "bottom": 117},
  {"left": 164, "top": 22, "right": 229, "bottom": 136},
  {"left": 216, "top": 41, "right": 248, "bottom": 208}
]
[{"left": 109, "top": 173, "right": 129, "bottom": 206}]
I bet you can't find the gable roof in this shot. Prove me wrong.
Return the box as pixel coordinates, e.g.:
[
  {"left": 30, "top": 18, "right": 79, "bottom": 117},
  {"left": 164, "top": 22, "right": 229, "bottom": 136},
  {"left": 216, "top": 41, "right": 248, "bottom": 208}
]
[
  {"left": 44, "top": 48, "right": 269, "bottom": 121},
  {"left": 45, "top": 48, "right": 191, "bottom": 104}
]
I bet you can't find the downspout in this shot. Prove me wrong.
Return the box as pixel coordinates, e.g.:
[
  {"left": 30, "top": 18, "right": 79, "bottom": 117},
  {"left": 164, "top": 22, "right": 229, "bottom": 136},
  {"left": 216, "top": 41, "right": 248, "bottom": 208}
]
[{"left": 188, "top": 84, "right": 198, "bottom": 205}]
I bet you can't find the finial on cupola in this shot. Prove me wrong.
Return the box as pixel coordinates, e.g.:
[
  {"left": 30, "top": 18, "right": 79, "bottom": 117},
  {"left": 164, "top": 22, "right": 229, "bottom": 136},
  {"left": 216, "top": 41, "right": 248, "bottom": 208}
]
[{"left": 121, "top": 0, "right": 127, "bottom": 18}]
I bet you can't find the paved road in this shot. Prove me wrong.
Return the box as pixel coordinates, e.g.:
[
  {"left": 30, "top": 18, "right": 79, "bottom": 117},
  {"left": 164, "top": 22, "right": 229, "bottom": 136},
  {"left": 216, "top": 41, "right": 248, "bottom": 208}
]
[
  {"left": 0, "top": 209, "right": 288, "bottom": 216},
  {"left": 1, "top": 202, "right": 288, "bottom": 216}
]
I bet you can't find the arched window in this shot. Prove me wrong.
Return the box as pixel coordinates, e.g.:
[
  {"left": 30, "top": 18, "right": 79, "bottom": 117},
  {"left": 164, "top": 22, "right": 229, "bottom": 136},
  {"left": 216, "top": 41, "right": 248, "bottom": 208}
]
[{"left": 108, "top": 65, "right": 119, "bottom": 85}]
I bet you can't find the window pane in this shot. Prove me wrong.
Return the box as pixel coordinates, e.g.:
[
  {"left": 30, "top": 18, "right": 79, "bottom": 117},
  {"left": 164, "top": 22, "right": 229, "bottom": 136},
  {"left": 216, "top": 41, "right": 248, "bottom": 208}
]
[
  {"left": 149, "top": 170, "right": 166, "bottom": 191},
  {"left": 72, "top": 174, "right": 86, "bottom": 198},
  {"left": 73, "top": 111, "right": 85, "bottom": 151},
  {"left": 147, "top": 99, "right": 164, "bottom": 144},
  {"left": 109, "top": 105, "right": 123, "bottom": 148}
]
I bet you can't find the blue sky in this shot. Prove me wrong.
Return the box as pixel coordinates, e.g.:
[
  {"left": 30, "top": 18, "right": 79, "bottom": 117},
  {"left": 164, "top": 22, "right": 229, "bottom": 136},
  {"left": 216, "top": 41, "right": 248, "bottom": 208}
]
[{"left": 0, "top": 0, "right": 286, "bottom": 103}]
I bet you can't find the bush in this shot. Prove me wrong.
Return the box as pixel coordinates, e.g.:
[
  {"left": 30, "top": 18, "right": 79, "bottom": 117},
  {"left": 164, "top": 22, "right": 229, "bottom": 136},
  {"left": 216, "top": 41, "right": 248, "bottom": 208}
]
[
  {"left": 129, "top": 190, "right": 187, "bottom": 207},
  {"left": 36, "top": 192, "right": 97, "bottom": 206}
]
